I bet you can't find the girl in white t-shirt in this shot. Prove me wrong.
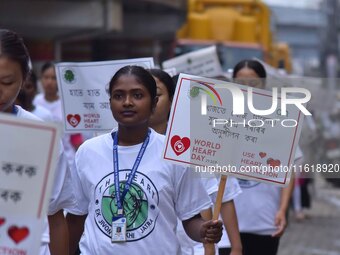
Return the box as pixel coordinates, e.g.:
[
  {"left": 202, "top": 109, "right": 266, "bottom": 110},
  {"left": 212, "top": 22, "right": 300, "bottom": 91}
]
[
  {"left": 176, "top": 175, "right": 243, "bottom": 255},
  {"left": 148, "top": 69, "right": 242, "bottom": 255},
  {"left": 67, "top": 65, "right": 223, "bottom": 254},
  {"left": 232, "top": 59, "right": 298, "bottom": 255},
  {"left": 148, "top": 68, "right": 175, "bottom": 135},
  {"left": 34, "top": 62, "right": 83, "bottom": 166},
  {"left": 0, "top": 29, "right": 76, "bottom": 255}
]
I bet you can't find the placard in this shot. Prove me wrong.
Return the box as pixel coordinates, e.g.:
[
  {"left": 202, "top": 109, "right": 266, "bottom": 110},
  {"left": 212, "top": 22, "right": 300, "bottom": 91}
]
[
  {"left": 55, "top": 58, "right": 154, "bottom": 132},
  {"left": 163, "top": 74, "right": 305, "bottom": 186},
  {"left": 162, "top": 46, "right": 223, "bottom": 77},
  {"left": 0, "top": 113, "right": 60, "bottom": 255}
]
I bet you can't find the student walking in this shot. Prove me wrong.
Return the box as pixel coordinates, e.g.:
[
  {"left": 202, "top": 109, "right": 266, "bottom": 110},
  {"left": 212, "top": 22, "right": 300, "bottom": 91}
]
[
  {"left": 0, "top": 28, "right": 76, "bottom": 255},
  {"left": 232, "top": 59, "right": 302, "bottom": 255},
  {"left": 66, "top": 65, "right": 223, "bottom": 254},
  {"left": 34, "top": 62, "right": 83, "bottom": 166}
]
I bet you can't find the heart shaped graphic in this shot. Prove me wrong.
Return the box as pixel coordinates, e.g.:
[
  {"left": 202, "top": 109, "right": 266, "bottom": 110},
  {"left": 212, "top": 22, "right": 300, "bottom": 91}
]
[
  {"left": 171, "top": 135, "right": 190, "bottom": 156},
  {"left": 8, "top": 226, "right": 29, "bottom": 244},
  {"left": 0, "top": 217, "right": 5, "bottom": 226},
  {"left": 267, "top": 158, "right": 281, "bottom": 168},
  {"left": 259, "top": 152, "right": 267, "bottom": 158},
  {"left": 67, "top": 114, "right": 81, "bottom": 128}
]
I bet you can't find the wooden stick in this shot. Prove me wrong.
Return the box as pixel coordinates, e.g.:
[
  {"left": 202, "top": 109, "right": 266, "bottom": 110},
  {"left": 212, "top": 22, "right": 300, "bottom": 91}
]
[
  {"left": 205, "top": 175, "right": 228, "bottom": 253},
  {"left": 213, "top": 175, "right": 228, "bottom": 220}
]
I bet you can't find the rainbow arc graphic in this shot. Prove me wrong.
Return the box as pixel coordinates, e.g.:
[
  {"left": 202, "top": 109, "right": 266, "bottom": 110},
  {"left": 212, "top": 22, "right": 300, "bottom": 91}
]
[{"left": 193, "top": 81, "right": 223, "bottom": 106}]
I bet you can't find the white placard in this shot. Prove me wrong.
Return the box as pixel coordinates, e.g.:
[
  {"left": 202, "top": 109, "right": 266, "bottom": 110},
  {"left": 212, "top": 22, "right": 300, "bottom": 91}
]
[
  {"left": 0, "top": 113, "right": 60, "bottom": 255},
  {"left": 162, "top": 46, "right": 223, "bottom": 77},
  {"left": 163, "top": 74, "right": 304, "bottom": 187},
  {"left": 163, "top": 67, "right": 177, "bottom": 77},
  {"left": 55, "top": 58, "right": 154, "bottom": 132}
]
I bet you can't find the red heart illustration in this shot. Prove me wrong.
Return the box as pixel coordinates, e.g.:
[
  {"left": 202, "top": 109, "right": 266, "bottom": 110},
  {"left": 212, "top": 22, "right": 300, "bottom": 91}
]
[
  {"left": 8, "top": 226, "right": 29, "bottom": 244},
  {"left": 0, "top": 217, "right": 5, "bottom": 226},
  {"left": 171, "top": 135, "right": 190, "bottom": 156},
  {"left": 267, "top": 158, "right": 281, "bottom": 168},
  {"left": 259, "top": 152, "right": 267, "bottom": 158},
  {"left": 67, "top": 114, "right": 81, "bottom": 128}
]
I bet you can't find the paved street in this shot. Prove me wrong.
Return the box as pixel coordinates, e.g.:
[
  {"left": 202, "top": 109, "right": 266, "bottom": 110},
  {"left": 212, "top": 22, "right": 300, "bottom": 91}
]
[{"left": 278, "top": 174, "right": 340, "bottom": 255}]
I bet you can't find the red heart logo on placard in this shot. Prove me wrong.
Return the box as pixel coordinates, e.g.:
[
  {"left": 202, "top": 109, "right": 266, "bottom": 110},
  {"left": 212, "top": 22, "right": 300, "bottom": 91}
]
[
  {"left": 8, "top": 226, "right": 29, "bottom": 244},
  {"left": 0, "top": 217, "right": 5, "bottom": 226},
  {"left": 259, "top": 152, "right": 267, "bottom": 158},
  {"left": 67, "top": 114, "right": 81, "bottom": 128},
  {"left": 267, "top": 158, "right": 281, "bottom": 168},
  {"left": 171, "top": 135, "right": 190, "bottom": 156}
]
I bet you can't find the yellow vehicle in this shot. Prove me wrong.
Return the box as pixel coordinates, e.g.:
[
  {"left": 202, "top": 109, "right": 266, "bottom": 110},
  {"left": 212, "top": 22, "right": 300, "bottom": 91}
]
[{"left": 174, "top": 0, "right": 292, "bottom": 73}]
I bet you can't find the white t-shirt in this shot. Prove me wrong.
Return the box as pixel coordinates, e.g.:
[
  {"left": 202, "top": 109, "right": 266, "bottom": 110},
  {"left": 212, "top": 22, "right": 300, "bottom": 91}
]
[
  {"left": 32, "top": 105, "right": 54, "bottom": 122},
  {"left": 33, "top": 94, "right": 75, "bottom": 166},
  {"left": 234, "top": 147, "right": 303, "bottom": 236},
  {"left": 69, "top": 129, "right": 212, "bottom": 254},
  {"left": 178, "top": 175, "right": 242, "bottom": 254},
  {"left": 33, "top": 94, "right": 62, "bottom": 122},
  {"left": 16, "top": 106, "right": 76, "bottom": 254},
  {"left": 177, "top": 176, "right": 217, "bottom": 255},
  {"left": 234, "top": 179, "right": 280, "bottom": 235}
]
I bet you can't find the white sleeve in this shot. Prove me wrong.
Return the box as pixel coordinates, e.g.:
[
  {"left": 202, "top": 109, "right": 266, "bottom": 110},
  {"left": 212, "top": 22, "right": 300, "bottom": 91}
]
[
  {"left": 65, "top": 150, "right": 90, "bottom": 215},
  {"left": 174, "top": 167, "right": 212, "bottom": 221},
  {"left": 209, "top": 175, "right": 242, "bottom": 204},
  {"left": 200, "top": 174, "right": 218, "bottom": 195},
  {"left": 48, "top": 147, "right": 77, "bottom": 215},
  {"left": 222, "top": 176, "right": 242, "bottom": 202}
]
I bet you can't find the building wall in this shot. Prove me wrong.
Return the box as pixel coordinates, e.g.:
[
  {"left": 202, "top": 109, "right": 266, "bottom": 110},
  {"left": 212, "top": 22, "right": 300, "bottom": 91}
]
[{"left": 269, "top": 5, "right": 327, "bottom": 74}]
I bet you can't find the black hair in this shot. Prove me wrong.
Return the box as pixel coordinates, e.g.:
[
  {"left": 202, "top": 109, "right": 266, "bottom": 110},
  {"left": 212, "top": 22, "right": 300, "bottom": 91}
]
[
  {"left": 16, "top": 71, "right": 38, "bottom": 110},
  {"left": 172, "top": 74, "right": 180, "bottom": 88},
  {"left": 213, "top": 75, "right": 231, "bottom": 82},
  {"left": 109, "top": 65, "right": 157, "bottom": 101},
  {"left": 41, "top": 62, "right": 55, "bottom": 74},
  {"left": 148, "top": 69, "right": 175, "bottom": 101},
  {"left": 0, "top": 29, "right": 30, "bottom": 80},
  {"left": 27, "top": 71, "right": 38, "bottom": 89},
  {"left": 16, "top": 89, "right": 26, "bottom": 107},
  {"left": 232, "top": 59, "right": 267, "bottom": 79}
]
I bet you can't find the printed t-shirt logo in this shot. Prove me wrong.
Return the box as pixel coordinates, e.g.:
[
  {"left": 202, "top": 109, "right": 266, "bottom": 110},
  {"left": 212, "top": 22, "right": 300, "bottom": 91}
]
[{"left": 94, "top": 170, "right": 159, "bottom": 241}]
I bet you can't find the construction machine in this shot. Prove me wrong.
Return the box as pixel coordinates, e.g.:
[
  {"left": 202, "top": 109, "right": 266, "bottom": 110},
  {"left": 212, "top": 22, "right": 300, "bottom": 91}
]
[{"left": 174, "top": 0, "right": 292, "bottom": 73}]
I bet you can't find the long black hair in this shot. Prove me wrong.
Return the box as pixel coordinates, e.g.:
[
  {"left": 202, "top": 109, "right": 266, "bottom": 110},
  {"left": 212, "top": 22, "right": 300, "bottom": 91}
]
[
  {"left": 148, "top": 69, "right": 175, "bottom": 101},
  {"left": 0, "top": 29, "right": 30, "bottom": 80}
]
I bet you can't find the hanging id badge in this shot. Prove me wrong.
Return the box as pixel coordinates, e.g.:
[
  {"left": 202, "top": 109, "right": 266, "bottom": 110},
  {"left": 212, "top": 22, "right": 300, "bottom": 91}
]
[
  {"left": 111, "top": 210, "right": 127, "bottom": 242},
  {"left": 111, "top": 130, "right": 150, "bottom": 243}
]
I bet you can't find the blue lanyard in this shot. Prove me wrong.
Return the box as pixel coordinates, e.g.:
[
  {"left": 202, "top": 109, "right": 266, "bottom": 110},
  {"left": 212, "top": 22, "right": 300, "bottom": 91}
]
[
  {"left": 112, "top": 129, "right": 151, "bottom": 214},
  {"left": 12, "top": 105, "right": 18, "bottom": 115}
]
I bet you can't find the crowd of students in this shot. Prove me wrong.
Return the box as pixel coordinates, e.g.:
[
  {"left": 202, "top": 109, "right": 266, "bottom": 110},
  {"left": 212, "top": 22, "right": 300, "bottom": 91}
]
[{"left": 0, "top": 28, "right": 306, "bottom": 255}]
